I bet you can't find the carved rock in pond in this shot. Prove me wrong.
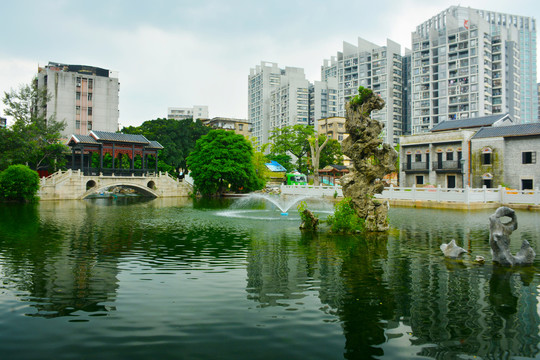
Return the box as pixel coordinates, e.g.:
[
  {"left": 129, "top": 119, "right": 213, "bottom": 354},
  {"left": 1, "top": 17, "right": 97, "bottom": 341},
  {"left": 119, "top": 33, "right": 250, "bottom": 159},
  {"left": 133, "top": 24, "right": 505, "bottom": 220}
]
[
  {"left": 299, "top": 209, "right": 319, "bottom": 231},
  {"left": 341, "top": 93, "right": 397, "bottom": 232},
  {"left": 440, "top": 239, "right": 468, "bottom": 259},
  {"left": 489, "top": 206, "right": 535, "bottom": 266}
]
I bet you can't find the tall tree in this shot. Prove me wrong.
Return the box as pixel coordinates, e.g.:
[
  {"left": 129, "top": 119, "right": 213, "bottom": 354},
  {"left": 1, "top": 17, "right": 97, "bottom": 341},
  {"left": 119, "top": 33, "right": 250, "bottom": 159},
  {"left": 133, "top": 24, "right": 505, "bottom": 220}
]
[
  {"left": 122, "top": 118, "right": 209, "bottom": 173},
  {"left": 187, "top": 130, "right": 263, "bottom": 197},
  {"left": 319, "top": 138, "right": 344, "bottom": 169},
  {"left": 1, "top": 80, "right": 67, "bottom": 171},
  {"left": 269, "top": 124, "right": 314, "bottom": 174},
  {"left": 308, "top": 134, "right": 329, "bottom": 186}
]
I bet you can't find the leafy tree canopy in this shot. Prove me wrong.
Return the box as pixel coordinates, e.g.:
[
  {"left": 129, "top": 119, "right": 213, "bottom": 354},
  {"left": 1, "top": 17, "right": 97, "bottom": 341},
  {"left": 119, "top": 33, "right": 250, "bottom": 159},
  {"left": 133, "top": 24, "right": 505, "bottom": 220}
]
[
  {"left": 0, "top": 164, "right": 40, "bottom": 202},
  {"left": 318, "top": 138, "right": 344, "bottom": 169},
  {"left": 187, "top": 130, "right": 263, "bottom": 196},
  {"left": 122, "top": 118, "right": 209, "bottom": 172},
  {"left": 1, "top": 80, "right": 67, "bottom": 171},
  {"left": 269, "top": 124, "right": 315, "bottom": 174}
]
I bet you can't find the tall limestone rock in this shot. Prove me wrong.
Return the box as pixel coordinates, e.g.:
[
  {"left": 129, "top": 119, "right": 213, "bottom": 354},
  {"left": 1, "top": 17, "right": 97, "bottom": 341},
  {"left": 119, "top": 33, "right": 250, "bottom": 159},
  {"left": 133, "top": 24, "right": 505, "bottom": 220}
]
[{"left": 341, "top": 88, "right": 397, "bottom": 232}]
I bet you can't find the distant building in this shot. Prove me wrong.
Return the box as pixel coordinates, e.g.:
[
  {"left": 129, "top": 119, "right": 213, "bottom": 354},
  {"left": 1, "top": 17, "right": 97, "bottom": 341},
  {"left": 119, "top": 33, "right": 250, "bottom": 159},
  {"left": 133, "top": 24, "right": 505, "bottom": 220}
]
[
  {"left": 167, "top": 106, "right": 208, "bottom": 121},
  {"left": 411, "top": 6, "right": 537, "bottom": 134},
  {"left": 321, "top": 38, "right": 404, "bottom": 145},
  {"left": 203, "top": 117, "right": 251, "bottom": 138},
  {"left": 0, "top": 117, "right": 6, "bottom": 129},
  {"left": 398, "top": 114, "right": 517, "bottom": 188},
  {"left": 36, "top": 61, "right": 120, "bottom": 139},
  {"left": 309, "top": 79, "right": 338, "bottom": 126}
]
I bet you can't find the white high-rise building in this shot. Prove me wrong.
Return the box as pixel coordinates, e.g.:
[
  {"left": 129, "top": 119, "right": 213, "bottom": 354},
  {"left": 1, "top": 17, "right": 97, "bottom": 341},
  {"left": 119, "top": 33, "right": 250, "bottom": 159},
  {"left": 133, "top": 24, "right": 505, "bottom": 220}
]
[
  {"left": 411, "top": 6, "right": 537, "bottom": 133},
  {"left": 321, "top": 38, "right": 404, "bottom": 145},
  {"left": 309, "top": 78, "right": 339, "bottom": 126},
  {"left": 167, "top": 105, "right": 208, "bottom": 121},
  {"left": 249, "top": 62, "right": 325, "bottom": 146},
  {"left": 36, "top": 62, "right": 119, "bottom": 138}
]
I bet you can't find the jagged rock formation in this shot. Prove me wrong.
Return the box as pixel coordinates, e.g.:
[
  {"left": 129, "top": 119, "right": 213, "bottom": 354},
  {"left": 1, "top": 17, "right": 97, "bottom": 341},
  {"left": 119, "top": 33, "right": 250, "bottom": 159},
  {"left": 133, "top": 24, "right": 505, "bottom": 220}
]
[
  {"left": 341, "top": 90, "right": 397, "bottom": 232},
  {"left": 489, "top": 206, "right": 535, "bottom": 266},
  {"left": 440, "top": 239, "right": 468, "bottom": 259},
  {"left": 299, "top": 209, "right": 319, "bottom": 231}
]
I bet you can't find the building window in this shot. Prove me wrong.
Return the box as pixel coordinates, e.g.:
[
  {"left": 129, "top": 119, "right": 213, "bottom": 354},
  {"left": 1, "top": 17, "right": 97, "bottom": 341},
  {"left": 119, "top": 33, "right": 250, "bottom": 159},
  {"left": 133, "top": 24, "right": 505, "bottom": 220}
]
[
  {"left": 76, "top": 120, "right": 80, "bottom": 129},
  {"left": 76, "top": 106, "right": 80, "bottom": 115},
  {"left": 416, "top": 175, "right": 424, "bottom": 185},
  {"left": 88, "top": 79, "right": 93, "bottom": 89},
  {"left": 522, "top": 179, "right": 533, "bottom": 190},
  {"left": 76, "top": 77, "right": 81, "bottom": 87},
  {"left": 522, "top": 151, "right": 536, "bottom": 164},
  {"left": 76, "top": 92, "right": 81, "bottom": 100},
  {"left": 88, "top": 93, "right": 92, "bottom": 101},
  {"left": 446, "top": 151, "right": 454, "bottom": 161},
  {"left": 88, "top": 107, "right": 92, "bottom": 116},
  {"left": 88, "top": 121, "right": 92, "bottom": 130},
  {"left": 482, "top": 148, "right": 492, "bottom": 165},
  {"left": 238, "top": 124, "right": 243, "bottom": 131},
  {"left": 415, "top": 154, "right": 422, "bottom": 162}
]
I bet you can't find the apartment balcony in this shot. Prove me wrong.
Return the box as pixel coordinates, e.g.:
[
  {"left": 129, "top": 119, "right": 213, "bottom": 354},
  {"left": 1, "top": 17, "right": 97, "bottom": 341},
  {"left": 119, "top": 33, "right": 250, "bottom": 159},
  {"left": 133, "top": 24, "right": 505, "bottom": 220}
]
[
  {"left": 432, "top": 161, "right": 462, "bottom": 173},
  {"left": 402, "top": 162, "right": 429, "bottom": 173}
]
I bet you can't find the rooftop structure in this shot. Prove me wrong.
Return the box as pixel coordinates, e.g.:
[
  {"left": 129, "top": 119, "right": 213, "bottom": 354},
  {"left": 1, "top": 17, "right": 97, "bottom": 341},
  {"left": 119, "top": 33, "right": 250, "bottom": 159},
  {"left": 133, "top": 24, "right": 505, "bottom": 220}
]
[
  {"left": 167, "top": 106, "right": 208, "bottom": 121},
  {"left": 36, "top": 61, "right": 120, "bottom": 139}
]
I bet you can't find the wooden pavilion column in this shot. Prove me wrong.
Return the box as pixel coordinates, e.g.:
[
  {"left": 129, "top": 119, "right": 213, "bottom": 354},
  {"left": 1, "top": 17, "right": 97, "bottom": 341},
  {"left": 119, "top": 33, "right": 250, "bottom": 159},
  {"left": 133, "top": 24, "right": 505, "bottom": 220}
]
[
  {"left": 131, "top": 144, "right": 135, "bottom": 172},
  {"left": 112, "top": 143, "right": 115, "bottom": 171},
  {"left": 80, "top": 145, "right": 84, "bottom": 173}
]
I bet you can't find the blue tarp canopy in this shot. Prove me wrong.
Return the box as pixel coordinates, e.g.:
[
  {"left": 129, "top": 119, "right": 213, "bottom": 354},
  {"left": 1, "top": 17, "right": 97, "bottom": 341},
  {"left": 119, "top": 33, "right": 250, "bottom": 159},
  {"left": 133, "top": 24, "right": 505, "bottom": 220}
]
[{"left": 265, "top": 160, "right": 287, "bottom": 172}]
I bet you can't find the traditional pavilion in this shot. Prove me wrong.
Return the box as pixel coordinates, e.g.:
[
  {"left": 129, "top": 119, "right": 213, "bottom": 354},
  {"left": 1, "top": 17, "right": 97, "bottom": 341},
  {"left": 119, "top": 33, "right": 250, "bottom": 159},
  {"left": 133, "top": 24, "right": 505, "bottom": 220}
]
[
  {"left": 318, "top": 165, "right": 349, "bottom": 186},
  {"left": 67, "top": 130, "right": 164, "bottom": 176}
]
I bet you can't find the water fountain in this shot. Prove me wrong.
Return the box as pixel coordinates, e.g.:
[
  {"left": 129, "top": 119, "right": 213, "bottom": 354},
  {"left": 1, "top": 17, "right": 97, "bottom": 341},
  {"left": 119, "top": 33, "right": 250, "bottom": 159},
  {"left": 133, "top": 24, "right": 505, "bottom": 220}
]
[{"left": 216, "top": 193, "right": 330, "bottom": 221}]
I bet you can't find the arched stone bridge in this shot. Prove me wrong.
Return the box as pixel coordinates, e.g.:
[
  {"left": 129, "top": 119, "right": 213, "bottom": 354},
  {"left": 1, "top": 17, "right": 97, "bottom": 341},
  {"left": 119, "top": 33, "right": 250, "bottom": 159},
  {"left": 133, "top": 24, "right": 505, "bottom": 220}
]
[{"left": 39, "top": 169, "right": 192, "bottom": 200}]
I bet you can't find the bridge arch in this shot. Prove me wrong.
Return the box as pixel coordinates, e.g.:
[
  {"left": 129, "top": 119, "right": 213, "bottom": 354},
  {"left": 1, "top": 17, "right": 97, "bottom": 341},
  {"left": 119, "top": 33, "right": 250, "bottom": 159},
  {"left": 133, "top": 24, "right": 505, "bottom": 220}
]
[
  {"left": 81, "top": 181, "right": 160, "bottom": 199},
  {"left": 86, "top": 180, "right": 97, "bottom": 191}
]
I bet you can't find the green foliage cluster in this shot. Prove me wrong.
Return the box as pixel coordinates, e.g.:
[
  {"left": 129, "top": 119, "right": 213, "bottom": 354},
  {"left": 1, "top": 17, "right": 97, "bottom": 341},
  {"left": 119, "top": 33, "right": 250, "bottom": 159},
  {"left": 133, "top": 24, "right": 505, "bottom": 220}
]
[
  {"left": 0, "top": 165, "right": 40, "bottom": 202},
  {"left": 1, "top": 81, "right": 67, "bottom": 172},
  {"left": 326, "top": 197, "right": 364, "bottom": 233},
  {"left": 268, "top": 125, "right": 344, "bottom": 174},
  {"left": 122, "top": 118, "right": 210, "bottom": 173},
  {"left": 187, "top": 130, "right": 264, "bottom": 197},
  {"left": 349, "top": 86, "right": 373, "bottom": 109}
]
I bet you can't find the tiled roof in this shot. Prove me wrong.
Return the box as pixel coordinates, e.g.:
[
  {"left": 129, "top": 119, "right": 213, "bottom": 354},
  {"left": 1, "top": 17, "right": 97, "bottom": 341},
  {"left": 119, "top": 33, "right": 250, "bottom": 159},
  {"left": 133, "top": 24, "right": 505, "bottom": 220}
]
[
  {"left": 147, "top": 140, "right": 164, "bottom": 149},
  {"left": 430, "top": 114, "right": 510, "bottom": 132},
  {"left": 69, "top": 134, "right": 99, "bottom": 144},
  {"left": 91, "top": 130, "right": 150, "bottom": 144},
  {"left": 472, "top": 123, "right": 540, "bottom": 139}
]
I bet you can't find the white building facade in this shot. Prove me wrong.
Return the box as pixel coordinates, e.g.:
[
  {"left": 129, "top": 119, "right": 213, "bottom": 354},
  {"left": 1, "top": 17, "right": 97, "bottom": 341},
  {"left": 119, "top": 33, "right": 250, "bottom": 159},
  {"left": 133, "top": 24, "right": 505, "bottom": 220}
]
[
  {"left": 321, "top": 38, "right": 404, "bottom": 145},
  {"left": 411, "top": 6, "right": 537, "bottom": 134},
  {"left": 36, "top": 62, "right": 119, "bottom": 139},
  {"left": 167, "top": 105, "right": 208, "bottom": 121}
]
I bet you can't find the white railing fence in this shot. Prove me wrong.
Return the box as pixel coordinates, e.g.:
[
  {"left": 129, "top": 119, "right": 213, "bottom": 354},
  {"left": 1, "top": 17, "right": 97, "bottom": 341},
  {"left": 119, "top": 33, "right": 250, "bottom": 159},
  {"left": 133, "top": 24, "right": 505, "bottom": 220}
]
[
  {"left": 376, "top": 185, "right": 540, "bottom": 205},
  {"left": 281, "top": 184, "right": 343, "bottom": 197}
]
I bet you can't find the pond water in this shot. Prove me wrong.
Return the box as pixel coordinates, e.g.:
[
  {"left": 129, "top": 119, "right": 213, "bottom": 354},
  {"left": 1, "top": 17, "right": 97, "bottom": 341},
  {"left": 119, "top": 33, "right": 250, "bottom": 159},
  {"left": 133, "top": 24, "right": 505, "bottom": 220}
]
[{"left": 0, "top": 197, "right": 539, "bottom": 360}]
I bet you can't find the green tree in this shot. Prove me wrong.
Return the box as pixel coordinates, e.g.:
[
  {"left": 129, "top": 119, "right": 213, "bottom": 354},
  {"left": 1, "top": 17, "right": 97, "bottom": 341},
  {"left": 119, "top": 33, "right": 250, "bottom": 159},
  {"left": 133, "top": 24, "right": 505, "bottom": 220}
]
[
  {"left": 187, "top": 130, "right": 263, "bottom": 196},
  {"left": 122, "top": 118, "right": 209, "bottom": 173},
  {"left": 269, "top": 124, "right": 314, "bottom": 174},
  {"left": 0, "top": 165, "right": 40, "bottom": 202},
  {"left": 1, "top": 80, "right": 67, "bottom": 171},
  {"left": 308, "top": 134, "right": 329, "bottom": 186},
  {"left": 319, "top": 138, "right": 344, "bottom": 168}
]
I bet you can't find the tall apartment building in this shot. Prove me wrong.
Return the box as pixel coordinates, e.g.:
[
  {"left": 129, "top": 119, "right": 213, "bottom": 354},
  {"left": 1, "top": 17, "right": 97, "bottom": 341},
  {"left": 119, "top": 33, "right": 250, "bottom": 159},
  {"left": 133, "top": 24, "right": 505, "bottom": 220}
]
[
  {"left": 167, "top": 105, "right": 208, "bottom": 121},
  {"left": 249, "top": 62, "right": 325, "bottom": 146},
  {"left": 321, "top": 38, "right": 404, "bottom": 145},
  {"left": 36, "top": 62, "right": 119, "bottom": 138},
  {"left": 309, "top": 78, "right": 339, "bottom": 126},
  {"left": 411, "top": 6, "right": 537, "bottom": 134}
]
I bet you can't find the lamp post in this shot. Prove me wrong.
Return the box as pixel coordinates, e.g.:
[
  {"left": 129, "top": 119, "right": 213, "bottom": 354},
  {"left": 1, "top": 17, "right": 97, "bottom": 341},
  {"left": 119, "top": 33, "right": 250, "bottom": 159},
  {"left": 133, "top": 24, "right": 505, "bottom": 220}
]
[{"left": 460, "top": 158, "right": 466, "bottom": 189}]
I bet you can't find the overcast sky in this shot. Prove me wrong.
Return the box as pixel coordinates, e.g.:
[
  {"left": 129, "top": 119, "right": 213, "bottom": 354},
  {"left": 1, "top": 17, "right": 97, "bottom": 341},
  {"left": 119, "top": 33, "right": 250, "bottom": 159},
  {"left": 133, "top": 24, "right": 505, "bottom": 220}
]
[{"left": 1, "top": 0, "right": 538, "bottom": 128}]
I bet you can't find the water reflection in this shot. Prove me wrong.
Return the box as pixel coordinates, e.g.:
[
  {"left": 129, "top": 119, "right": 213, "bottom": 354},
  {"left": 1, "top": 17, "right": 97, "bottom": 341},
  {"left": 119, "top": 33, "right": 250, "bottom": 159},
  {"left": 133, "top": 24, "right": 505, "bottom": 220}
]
[{"left": 0, "top": 200, "right": 538, "bottom": 359}]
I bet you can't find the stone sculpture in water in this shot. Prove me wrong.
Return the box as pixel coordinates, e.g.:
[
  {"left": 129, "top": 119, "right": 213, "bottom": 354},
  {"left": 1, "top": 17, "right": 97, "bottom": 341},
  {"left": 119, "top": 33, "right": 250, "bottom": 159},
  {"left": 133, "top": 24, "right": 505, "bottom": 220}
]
[
  {"left": 489, "top": 206, "right": 535, "bottom": 266},
  {"left": 341, "top": 88, "right": 397, "bottom": 232},
  {"left": 440, "top": 239, "right": 468, "bottom": 259}
]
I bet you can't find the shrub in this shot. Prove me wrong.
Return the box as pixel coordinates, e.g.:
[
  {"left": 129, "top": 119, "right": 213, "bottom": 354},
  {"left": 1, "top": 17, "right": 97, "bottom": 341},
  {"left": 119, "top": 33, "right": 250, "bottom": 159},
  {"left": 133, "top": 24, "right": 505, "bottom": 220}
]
[
  {"left": 349, "top": 86, "right": 373, "bottom": 109},
  {"left": 326, "top": 197, "right": 364, "bottom": 233},
  {"left": 297, "top": 201, "right": 319, "bottom": 230},
  {"left": 0, "top": 165, "right": 40, "bottom": 202}
]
